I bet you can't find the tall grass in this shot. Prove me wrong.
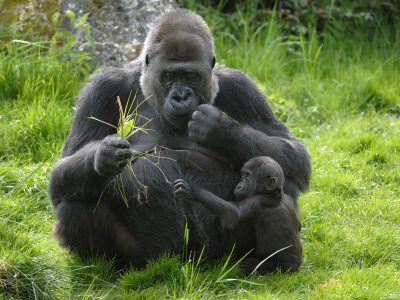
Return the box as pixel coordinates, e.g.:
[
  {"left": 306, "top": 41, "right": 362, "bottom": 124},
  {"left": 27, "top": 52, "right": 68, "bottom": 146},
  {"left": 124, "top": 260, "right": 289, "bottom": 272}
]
[
  {"left": 1, "top": 1, "right": 400, "bottom": 298},
  {"left": 0, "top": 39, "right": 90, "bottom": 163}
]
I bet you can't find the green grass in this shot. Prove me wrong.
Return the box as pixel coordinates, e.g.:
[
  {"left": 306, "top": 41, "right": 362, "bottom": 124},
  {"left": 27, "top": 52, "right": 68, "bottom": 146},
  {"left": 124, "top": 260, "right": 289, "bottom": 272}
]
[{"left": 1, "top": 1, "right": 400, "bottom": 299}]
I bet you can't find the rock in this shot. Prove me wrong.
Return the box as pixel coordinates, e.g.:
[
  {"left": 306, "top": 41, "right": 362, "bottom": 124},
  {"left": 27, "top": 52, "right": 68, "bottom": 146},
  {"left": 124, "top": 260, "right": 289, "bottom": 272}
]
[
  {"left": 60, "top": 0, "right": 178, "bottom": 66},
  {"left": 0, "top": 0, "right": 60, "bottom": 40}
]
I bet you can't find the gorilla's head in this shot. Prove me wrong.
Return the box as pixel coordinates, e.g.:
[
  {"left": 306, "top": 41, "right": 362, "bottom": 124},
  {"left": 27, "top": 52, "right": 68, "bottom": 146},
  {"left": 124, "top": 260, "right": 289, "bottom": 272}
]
[
  {"left": 234, "top": 156, "right": 285, "bottom": 201},
  {"left": 140, "top": 9, "right": 219, "bottom": 131}
]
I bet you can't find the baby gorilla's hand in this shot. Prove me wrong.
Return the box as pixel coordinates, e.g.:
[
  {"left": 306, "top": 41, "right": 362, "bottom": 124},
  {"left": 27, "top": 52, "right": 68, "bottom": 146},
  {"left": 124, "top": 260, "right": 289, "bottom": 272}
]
[{"left": 173, "top": 179, "right": 195, "bottom": 200}]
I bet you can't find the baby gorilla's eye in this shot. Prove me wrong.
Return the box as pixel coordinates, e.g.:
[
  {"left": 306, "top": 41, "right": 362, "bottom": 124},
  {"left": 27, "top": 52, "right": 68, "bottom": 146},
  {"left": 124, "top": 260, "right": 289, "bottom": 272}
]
[{"left": 242, "top": 172, "right": 250, "bottom": 179}]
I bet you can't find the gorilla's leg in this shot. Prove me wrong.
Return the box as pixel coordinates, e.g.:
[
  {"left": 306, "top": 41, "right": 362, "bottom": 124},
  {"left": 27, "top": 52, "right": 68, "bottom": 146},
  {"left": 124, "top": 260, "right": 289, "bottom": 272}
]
[{"left": 54, "top": 201, "right": 146, "bottom": 267}]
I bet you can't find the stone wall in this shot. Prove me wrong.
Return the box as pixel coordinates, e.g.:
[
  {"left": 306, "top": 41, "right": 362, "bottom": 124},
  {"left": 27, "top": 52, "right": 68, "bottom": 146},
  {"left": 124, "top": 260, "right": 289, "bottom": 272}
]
[{"left": 60, "top": 0, "right": 178, "bottom": 66}]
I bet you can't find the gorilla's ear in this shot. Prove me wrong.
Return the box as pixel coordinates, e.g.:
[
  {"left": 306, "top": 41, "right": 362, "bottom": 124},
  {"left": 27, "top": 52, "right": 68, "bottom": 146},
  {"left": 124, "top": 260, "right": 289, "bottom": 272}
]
[
  {"left": 145, "top": 54, "right": 150, "bottom": 66},
  {"left": 211, "top": 56, "right": 216, "bottom": 68},
  {"left": 265, "top": 177, "right": 277, "bottom": 190}
]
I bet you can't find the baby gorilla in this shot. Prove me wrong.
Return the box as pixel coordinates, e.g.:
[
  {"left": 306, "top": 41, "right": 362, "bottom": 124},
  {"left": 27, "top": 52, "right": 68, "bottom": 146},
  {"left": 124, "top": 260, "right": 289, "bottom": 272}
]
[{"left": 174, "top": 156, "right": 302, "bottom": 274}]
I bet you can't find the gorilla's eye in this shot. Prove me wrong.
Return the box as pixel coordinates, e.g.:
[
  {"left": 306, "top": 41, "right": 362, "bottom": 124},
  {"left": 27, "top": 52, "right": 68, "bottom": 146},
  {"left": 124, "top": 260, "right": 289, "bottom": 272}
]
[
  {"left": 162, "top": 72, "right": 175, "bottom": 85},
  {"left": 186, "top": 72, "right": 200, "bottom": 82},
  {"left": 242, "top": 172, "right": 251, "bottom": 181},
  {"left": 163, "top": 72, "right": 174, "bottom": 81}
]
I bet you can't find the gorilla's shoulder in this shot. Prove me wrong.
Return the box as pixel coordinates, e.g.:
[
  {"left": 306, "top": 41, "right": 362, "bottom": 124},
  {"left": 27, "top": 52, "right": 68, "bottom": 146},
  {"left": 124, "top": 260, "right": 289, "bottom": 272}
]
[
  {"left": 213, "top": 65, "right": 263, "bottom": 96},
  {"left": 213, "top": 65, "right": 253, "bottom": 83},
  {"left": 75, "top": 59, "right": 143, "bottom": 113},
  {"left": 212, "top": 65, "right": 269, "bottom": 111}
]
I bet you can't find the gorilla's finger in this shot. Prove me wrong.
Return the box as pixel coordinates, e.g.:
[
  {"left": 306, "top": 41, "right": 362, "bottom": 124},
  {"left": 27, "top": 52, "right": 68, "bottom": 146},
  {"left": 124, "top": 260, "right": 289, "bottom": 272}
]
[
  {"left": 173, "top": 179, "right": 185, "bottom": 185},
  {"left": 191, "top": 110, "right": 201, "bottom": 120},
  {"left": 188, "top": 120, "right": 195, "bottom": 130},
  {"left": 188, "top": 121, "right": 207, "bottom": 139},
  {"left": 112, "top": 137, "right": 131, "bottom": 149},
  {"left": 117, "top": 160, "right": 129, "bottom": 170},
  {"left": 173, "top": 182, "right": 186, "bottom": 189},
  {"left": 192, "top": 109, "right": 208, "bottom": 122},
  {"left": 197, "top": 104, "right": 211, "bottom": 112},
  {"left": 197, "top": 104, "right": 218, "bottom": 115},
  {"left": 188, "top": 120, "right": 202, "bottom": 132},
  {"left": 116, "top": 148, "right": 132, "bottom": 160}
]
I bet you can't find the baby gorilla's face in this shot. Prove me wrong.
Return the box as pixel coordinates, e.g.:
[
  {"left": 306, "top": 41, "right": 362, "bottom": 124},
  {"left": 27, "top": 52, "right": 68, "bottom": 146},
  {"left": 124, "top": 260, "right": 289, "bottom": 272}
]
[
  {"left": 234, "top": 169, "right": 253, "bottom": 201},
  {"left": 234, "top": 156, "right": 284, "bottom": 201}
]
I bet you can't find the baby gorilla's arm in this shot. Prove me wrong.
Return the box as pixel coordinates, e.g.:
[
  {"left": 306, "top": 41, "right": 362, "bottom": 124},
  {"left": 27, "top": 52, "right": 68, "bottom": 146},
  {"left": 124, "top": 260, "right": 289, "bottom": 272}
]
[
  {"left": 173, "top": 179, "right": 259, "bottom": 228},
  {"left": 174, "top": 179, "right": 238, "bottom": 228}
]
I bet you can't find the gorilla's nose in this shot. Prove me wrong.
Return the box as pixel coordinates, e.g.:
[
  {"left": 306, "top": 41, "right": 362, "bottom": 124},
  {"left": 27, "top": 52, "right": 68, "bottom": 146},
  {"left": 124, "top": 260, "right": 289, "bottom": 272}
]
[
  {"left": 171, "top": 89, "right": 192, "bottom": 102},
  {"left": 235, "top": 184, "right": 244, "bottom": 192}
]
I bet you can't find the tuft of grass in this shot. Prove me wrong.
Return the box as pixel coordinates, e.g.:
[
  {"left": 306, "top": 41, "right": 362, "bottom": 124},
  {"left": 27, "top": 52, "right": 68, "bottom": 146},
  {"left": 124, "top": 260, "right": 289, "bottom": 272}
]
[{"left": 88, "top": 93, "right": 154, "bottom": 207}]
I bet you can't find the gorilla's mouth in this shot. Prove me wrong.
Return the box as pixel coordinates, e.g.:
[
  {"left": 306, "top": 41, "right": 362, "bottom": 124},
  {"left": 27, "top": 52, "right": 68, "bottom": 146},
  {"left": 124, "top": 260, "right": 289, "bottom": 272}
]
[{"left": 175, "top": 112, "right": 193, "bottom": 119}]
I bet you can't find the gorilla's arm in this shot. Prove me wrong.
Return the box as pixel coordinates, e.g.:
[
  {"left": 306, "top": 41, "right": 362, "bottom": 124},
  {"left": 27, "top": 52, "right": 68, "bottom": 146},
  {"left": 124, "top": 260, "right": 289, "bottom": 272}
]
[
  {"left": 49, "top": 136, "right": 132, "bottom": 204},
  {"left": 174, "top": 179, "right": 264, "bottom": 229},
  {"left": 188, "top": 67, "right": 311, "bottom": 199},
  {"left": 174, "top": 179, "right": 240, "bottom": 228},
  {"left": 49, "top": 64, "right": 143, "bottom": 204}
]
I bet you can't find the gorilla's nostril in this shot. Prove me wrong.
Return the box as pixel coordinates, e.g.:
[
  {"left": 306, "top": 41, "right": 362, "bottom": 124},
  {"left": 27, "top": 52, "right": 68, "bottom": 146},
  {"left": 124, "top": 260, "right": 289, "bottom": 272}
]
[
  {"left": 171, "top": 90, "right": 185, "bottom": 102},
  {"left": 171, "top": 90, "right": 192, "bottom": 103},
  {"left": 172, "top": 95, "right": 182, "bottom": 102},
  {"left": 183, "top": 92, "right": 190, "bottom": 101}
]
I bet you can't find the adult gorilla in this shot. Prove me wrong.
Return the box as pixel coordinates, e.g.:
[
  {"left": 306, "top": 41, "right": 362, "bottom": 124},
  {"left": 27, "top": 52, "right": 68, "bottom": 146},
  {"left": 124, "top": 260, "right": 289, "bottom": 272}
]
[{"left": 49, "top": 9, "right": 311, "bottom": 268}]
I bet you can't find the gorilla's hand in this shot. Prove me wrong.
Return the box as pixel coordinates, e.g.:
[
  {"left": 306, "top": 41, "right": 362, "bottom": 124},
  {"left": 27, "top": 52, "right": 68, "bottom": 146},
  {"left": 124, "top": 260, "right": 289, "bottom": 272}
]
[
  {"left": 173, "top": 179, "right": 196, "bottom": 200},
  {"left": 188, "top": 104, "right": 237, "bottom": 148},
  {"left": 94, "top": 135, "right": 132, "bottom": 177}
]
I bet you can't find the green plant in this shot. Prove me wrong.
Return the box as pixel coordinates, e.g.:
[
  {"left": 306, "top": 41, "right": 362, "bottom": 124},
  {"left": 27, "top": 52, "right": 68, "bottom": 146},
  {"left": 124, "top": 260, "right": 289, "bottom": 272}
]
[
  {"left": 64, "top": 10, "right": 94, "bottom": 48},
  {"left": 87, "top": 93, "right": 153, "bottom": 207}
]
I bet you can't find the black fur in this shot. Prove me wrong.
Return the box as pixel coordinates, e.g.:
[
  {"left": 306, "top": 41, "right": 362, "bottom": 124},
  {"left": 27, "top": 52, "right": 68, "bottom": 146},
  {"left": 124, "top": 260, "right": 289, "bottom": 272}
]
[
  {"left": 174, "top": 156, "right": 302, "bottom": 274},
  {"left": 48, "top": 9, "right": 310, "bottom": 267}
]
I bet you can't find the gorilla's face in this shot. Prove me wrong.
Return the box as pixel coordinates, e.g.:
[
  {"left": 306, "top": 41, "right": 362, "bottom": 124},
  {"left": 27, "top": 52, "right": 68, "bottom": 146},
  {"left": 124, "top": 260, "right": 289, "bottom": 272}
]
[
  {"left": 140, "top": 30, "right": 218, "bottom": 132},
  {"left": 156, "top": 61, "right": 208, "bottom": 129}
]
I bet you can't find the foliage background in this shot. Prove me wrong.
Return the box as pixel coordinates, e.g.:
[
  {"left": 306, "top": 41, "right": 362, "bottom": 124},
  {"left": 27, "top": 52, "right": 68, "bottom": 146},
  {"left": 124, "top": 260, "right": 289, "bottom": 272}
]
[{"left": 1, "top": 0, "right": 399, "bottom": 298}]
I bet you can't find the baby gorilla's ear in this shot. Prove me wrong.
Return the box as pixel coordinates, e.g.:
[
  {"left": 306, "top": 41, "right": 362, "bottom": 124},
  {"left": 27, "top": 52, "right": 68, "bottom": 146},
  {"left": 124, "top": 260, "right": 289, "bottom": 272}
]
[{"left": 265, "top": 176, "right": 277, "bottom": 190}]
